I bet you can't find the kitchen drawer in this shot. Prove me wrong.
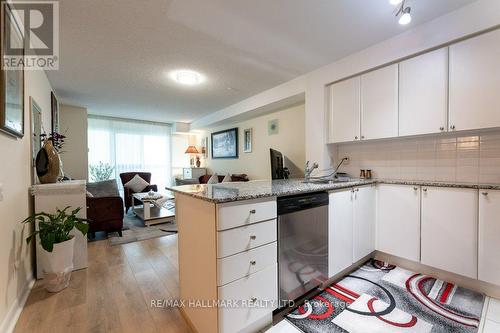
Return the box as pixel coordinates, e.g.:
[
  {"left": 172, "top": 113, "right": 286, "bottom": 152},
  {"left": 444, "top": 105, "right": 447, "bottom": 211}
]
[
  {"left": 217, "top": 219, "right": 277, "bottom": 258},
  {"left": 217, "top": 242, "right": 277, "bottom": 286},
  {"left": 217, "top": 198, "right": 277, "bottom": 231},
  {"left": 218, "top": 264, "right": 278, "bottom": 333}
]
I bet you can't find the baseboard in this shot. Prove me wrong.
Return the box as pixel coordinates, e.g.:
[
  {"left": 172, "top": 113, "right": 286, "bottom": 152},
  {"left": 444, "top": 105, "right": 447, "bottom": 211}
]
[{"left": 0, "top": 275, "right": 35, "bottom": 333}]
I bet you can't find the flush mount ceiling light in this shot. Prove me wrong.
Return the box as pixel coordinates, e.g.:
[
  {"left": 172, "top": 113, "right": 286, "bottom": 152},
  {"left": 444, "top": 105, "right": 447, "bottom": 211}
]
[
  {"left": 169, "top": 70, "right": 205, "bottom": 85},
  {"left": 394, "top": 0, "right": 412, "bottom": 25}
]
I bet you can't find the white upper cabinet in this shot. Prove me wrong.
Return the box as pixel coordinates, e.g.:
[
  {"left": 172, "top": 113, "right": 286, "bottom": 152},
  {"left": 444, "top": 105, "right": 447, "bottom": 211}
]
[
  {"left": 353, "top": 186, "right": 376, "bottom": 262},
  {"left": 361, "top": 64, "right": 399, "bottom": 140},
  {"left": 449, "top": 29, "right": 500, "bottom": 132},
  {"left": 399, "top": 48, "right": 449, "bottom": 136},
  {"left": 421, "top": 187, "right": 478, "bottom": 279},
  {"left": 376, "top": 184, "right": 421, "bottom": 262},
  {"left": 329, "top": 77, "right": 361, "bottom": 143},
  {"left": 479, "top": 190, "right": 500, "bottom": 286}
]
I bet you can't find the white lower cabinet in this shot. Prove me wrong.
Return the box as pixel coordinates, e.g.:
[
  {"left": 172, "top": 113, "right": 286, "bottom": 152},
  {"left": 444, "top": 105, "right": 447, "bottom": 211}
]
[
  {"left": 479, "top": 190, "right": 500, "bottom": 286},
  {"left": 376, "top": 184, "right": 421, "bottom": 262},
  {"left": 328, "top": 189, "right": 354, "bottom": 277},
  {"left": 218, "top": 264, "right": 278, "bottom": 333},
  {"left": 421, "top": 187, "right": 478, "bottom": 279},
  {"left": 353, "top": 186, "right": 376, "bottom": 262},
  {"left": 328, "top": 186, "right": 376, "bottom": 278}
]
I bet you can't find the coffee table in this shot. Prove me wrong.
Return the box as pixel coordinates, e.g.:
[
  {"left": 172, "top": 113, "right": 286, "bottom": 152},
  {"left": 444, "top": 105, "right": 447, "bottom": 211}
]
[{"left": 132, "top": 192, "right": 175, "bottom": 226}]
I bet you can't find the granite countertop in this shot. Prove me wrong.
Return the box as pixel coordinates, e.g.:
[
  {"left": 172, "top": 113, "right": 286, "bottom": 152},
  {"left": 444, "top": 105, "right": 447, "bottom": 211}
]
[
  {"left": 166, "top": 178, "right": 500, "bottom": 203},
  {"left": 167, "top": 179, "right": 375, "bottom": 203}
]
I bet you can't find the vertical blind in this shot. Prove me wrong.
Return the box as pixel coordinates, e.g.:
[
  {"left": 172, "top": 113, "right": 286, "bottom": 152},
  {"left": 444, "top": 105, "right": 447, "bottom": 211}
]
[{"left": 88, "top": 116, "right": 172, "bottom": 190}]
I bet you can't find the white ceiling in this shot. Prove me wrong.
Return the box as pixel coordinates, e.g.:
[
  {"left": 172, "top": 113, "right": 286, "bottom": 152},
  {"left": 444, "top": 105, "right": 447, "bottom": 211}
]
[{"left": 48, "top": 0, "right": 476, "bottom": 123}]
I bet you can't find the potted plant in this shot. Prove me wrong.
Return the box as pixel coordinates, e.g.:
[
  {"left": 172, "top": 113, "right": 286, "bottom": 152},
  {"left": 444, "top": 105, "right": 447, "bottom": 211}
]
[{"left": 22, "top": 206, "right": 89, "bottom": 292}]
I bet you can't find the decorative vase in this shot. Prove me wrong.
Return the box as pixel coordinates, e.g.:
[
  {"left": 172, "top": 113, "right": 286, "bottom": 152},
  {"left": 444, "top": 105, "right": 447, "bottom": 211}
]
[
  {"left": 36, "top": 140, "right": 61, "bottom": 184},
  {"left": 196, "top": 156, "right": 201, "bottom": 168},
  {"left": 39, "top": 237, "right": 75, "bottom": 292}
]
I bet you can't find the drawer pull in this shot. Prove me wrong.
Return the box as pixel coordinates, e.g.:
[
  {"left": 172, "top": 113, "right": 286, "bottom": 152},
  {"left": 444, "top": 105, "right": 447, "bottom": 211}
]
[
  {"left": 250, "top": 235, "right": 256, "bottom": 240},
  {"left": 249, "top": 209, "right": 256, "bottom": 214},
  {"left": 423, "top": 188, "right": 427, "bottom": 192},
  {"left": 250, "top": 260, "right": 256, "bottom": 265},
  {"left": 413, "top": 187, "right": 418, "bottom": 191},
  {"left": 482, "top": 192, "right": 489, "bottom": 196}
]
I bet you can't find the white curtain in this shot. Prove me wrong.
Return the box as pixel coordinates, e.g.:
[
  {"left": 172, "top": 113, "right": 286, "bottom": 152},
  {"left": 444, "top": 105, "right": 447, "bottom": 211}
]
[{"left": 88, "top": 116, "right": 172, "bottom": 191}]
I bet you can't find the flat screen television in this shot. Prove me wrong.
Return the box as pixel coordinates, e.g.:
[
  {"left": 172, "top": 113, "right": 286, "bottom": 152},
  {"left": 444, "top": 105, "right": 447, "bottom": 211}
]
[{"left": 270, "top": 148, "right": 289, "bottom": 179}]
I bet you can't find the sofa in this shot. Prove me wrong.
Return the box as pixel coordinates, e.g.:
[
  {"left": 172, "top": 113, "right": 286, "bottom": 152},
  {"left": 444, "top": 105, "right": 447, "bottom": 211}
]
[
  {"left": 175, "top": 173, "right": 249, "bottom": 186},
  {"left": 86, "top": 179, "right": 124, "bottom": 238}
]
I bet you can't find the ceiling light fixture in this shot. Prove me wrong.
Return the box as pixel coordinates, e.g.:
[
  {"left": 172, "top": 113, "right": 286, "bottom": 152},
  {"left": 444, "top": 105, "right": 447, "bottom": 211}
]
[
  {"left": 395, "top": 0, "right": 412, "bottom": 25},
  {"left": 389, "top": 0, "right": 403, "bottom": 5},
  {"left": 169, "top": 70, "right": 205, "bottom": 85}
]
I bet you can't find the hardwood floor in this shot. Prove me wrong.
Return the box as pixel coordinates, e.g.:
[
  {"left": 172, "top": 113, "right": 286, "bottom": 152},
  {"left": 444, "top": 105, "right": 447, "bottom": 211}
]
[{"left": 14, "top": 234, "right": 193, "bottom": 333}]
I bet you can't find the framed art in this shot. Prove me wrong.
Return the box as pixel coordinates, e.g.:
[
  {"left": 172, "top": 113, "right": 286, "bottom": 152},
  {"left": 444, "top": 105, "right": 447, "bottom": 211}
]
[
  {"left": 0, "top": 3, "right": 25, "bottom": 138},
  {"left": 243, "top": 128, "right": 252, "bottom": 153},
  {"left": 51, "top": 91, "right": 59, "bottom": 132},
  {"left": 211, "top": 127, "right": 238, "bottom": 159}
]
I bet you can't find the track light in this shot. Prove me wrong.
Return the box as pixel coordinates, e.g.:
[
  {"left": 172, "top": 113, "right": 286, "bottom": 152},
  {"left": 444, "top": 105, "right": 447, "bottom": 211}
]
[{"left": 395, "top": 0, "right": 412, "bottom": 25}]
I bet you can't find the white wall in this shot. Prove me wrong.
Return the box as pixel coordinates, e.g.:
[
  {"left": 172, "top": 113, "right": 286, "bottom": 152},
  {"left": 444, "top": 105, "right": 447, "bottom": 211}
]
[
  {"left": 0, "top": 69, "right": 53, "bottom": 332},
  {"left": 200, "top": 104, "right": 305, "bottom": 180},
  {"left": 59, "top": 104, "right": 88, "bottom": 180}
]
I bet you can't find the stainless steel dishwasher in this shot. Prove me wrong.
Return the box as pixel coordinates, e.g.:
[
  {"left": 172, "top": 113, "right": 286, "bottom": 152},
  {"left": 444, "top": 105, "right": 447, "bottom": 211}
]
[{"left": 277, "top": 192, "right": 329, "bottom": 303}]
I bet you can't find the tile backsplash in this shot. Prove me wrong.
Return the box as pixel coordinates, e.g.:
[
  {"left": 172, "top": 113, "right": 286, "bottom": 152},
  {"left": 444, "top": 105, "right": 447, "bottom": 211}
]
[{"left": 334, "top": 131, "right": 500, "bottom": 184}]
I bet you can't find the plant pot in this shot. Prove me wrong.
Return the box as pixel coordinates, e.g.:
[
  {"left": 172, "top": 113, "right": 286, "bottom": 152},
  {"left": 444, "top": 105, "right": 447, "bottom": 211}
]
[
  {"left": 39, "top": 237, "right": 75, "bottom": 292},
  {"left": 36, "top": 140, "right": 61, "bottom": 184}
]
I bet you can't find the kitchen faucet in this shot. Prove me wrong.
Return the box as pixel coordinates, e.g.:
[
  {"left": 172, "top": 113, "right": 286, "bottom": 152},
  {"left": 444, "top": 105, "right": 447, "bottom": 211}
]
[{"left": 304, "top": 161, "right": 319, "bottom": 181}]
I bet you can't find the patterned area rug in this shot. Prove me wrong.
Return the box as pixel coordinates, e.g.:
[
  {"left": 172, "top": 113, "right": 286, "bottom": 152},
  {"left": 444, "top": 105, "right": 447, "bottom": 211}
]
[{"left": 287, "top": 260, "right": 485, "bottom": 333}]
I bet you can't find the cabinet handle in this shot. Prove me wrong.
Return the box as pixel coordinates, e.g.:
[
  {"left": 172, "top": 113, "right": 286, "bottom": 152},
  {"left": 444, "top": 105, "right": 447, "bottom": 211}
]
[
  {"left": 413, "top": 187, "right": 418, "bottom": 191},
  {"left": 249, "top": 209, "right": 256, "bottom": 214},
  {"left": 422, "top": 188, "right": 427, "bottom": 192},
  {"left": 355, "top": 136, "right": 358, "bottom": 140},
  {"left": 361, "top": 136, "right": 365, "bottom": 139},
  {"left": 250, "top": 235, "right": 256, "bottom": 240},
  {"left": 450, "top": 125, "right": 456, "bottom": 130},
  {"left": 250, "top": 260, "right": 256, "bottom": 265},
  {"left": 356, "top": 188, "right": 359, "bottom": 192},
  {"left": 482, "top": 192, "right": 489, "bottom": 196},
  {"left": 439, "top": 127, "right": 444, "bottom": 131}
]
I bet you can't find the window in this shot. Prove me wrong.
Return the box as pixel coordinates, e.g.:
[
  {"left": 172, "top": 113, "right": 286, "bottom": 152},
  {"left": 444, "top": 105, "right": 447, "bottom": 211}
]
[{"left": 88, "top": 116, "right": 172, "bottom": 191}]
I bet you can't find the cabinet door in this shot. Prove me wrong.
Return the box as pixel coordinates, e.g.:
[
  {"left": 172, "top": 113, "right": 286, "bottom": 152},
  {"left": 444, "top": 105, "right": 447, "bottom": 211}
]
[
  {"left": 421, "top": 187, "right": 478, "bottom": 279},
  {"left": 376, "top": 184, "right": 421, "bottom": 262},
  {"left": 449, "top": 29, "right": 500, "bottom": 131},
  {"left": 399, "top": 48, "right": 448, "bottom": 136},
  {"left": 479, "top": 190, "right": 500, "bottom": 286},
  {"left": 328, "top": 189, "right": 354, "bottom": 277},
  {"left": 361, "top": 64, "right": 398, "bottom": 140},
  {"left": 329, "top": 77, "right": 360, "bottom": 143},
  {"left": 353, "top": 186, "right": 376, "bottom": 262}
]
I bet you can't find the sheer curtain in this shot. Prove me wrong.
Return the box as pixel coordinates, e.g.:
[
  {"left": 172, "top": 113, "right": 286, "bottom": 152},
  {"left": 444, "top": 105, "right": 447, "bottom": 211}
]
[{"left": 88, "top": 116, "right": 172, "bottom": 191}]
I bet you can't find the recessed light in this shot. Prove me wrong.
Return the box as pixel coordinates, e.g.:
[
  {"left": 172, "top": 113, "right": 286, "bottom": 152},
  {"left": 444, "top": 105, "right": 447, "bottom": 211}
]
[
  {"left": 389, "top": 0, "right": 403, "bottom": 5},
  {"left": 169, "top": 70, "right": 205, "bottom": 85}
]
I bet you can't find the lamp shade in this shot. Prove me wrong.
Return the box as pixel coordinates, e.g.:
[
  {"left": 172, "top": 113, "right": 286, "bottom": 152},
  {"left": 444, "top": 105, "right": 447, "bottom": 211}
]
[{"left": 185, "top": 145, "right": 200, "bottom": 154}]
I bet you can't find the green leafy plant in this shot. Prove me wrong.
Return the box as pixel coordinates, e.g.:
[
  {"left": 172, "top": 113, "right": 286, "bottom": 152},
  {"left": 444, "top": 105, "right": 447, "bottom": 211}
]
[
  {"left": 22, "top": 207, "right": 89, "bottom": 252},
  {"left": 89, "top": 162, "right": 115, "bottom": 182}
]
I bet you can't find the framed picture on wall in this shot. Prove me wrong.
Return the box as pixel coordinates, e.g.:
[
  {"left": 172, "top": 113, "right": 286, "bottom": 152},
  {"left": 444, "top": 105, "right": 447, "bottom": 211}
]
[
  {"left": 211, "top": 127, "right": 238, "bottom": 159},
  {"left": 243, "top": 128, "right": 252, "bottom": 153},
  {"left": 0, "top": 3, "right": 25, "bottom": 138},
  {"left": 50, "top": 91, "right": 59, "bottom": 132}
]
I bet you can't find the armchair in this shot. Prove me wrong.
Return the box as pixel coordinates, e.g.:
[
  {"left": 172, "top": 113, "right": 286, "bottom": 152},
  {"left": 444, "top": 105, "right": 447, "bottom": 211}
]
[{"left": 119, "top": 172, "right": 158, "bottom": 213}]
